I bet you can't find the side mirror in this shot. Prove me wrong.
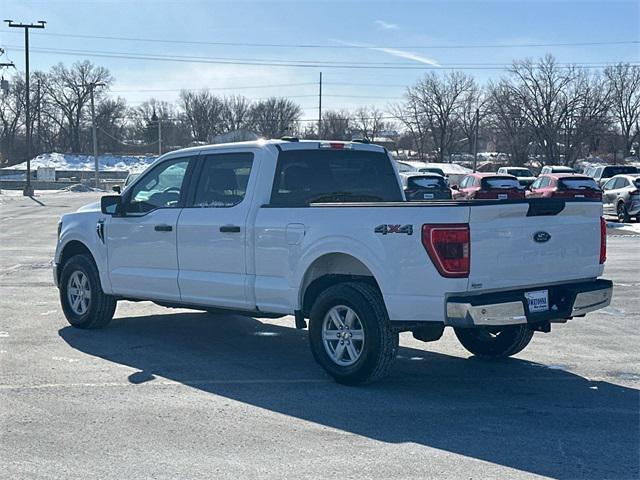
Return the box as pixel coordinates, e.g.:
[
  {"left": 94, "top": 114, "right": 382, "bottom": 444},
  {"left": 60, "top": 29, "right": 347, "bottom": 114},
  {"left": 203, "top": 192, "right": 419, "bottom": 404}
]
[
  {"left": 112, "top": 185, "right": 121, "bottom": 194},
  {"left": 101, "top": 195, "right": 122, "bottom": 215},
  {"left": 451, "top": 185, "right": 459, "bottom": 190}
]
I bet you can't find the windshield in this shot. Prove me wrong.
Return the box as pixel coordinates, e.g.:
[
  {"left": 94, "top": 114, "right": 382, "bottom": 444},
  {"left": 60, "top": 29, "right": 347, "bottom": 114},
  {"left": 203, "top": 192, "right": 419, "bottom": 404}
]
[
  {"left": 482, "top": 177, "right": 521, "bottom": 189},
  {"left": 396, "top": 162, "right": 416, "bottom": 173},
  {"left": 507, "top": 168, "right": 533, "bottom": 177},
  {"left": 271, "top": 149, "right": 403, "bottom": 205},
  {"left": 603, "top": 166, "right": 638, "bottom": 176},
  {"left": 551, "top": 167, "right": 575, "bottom": 173},
  {"left": 418, "top": 167, "right": 445, "bottom": 176},
  {"left": 407, "top": 176, "right": 448, "bottom": 189},
  {"left": 560, "top": 178, "right": 599, "bottom": 190}
]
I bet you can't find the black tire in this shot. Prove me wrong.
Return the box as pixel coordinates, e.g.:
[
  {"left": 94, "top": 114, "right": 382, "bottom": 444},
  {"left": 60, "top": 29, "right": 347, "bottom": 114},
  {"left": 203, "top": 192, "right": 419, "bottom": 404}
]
[
  {"left": 454, "top": 325, "right": 534, "bottom": 358},
  {"left": 308, "top": 282, "right": 398, "bottom": 385},
  {"left": 617, "top": 202, "right": 631, "bottom": 223},
  {"left": 59, "top": 254, "right": 116, "bottom": 329}
]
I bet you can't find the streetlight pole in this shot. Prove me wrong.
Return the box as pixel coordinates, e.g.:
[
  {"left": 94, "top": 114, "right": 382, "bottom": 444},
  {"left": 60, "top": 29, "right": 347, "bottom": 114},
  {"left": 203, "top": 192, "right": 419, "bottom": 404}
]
[
  {"left": 4, "top": 19, "right": 46, "bottom": 196},
  {"left": 88, "top": 82, "right": 105, "bottom": 189}
]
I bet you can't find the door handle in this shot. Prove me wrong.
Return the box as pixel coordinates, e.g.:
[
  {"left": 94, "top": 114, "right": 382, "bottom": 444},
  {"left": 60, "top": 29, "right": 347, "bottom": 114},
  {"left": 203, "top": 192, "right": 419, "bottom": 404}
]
[
  {"left": 220, "top": 225, "right": 241, "bottom": 233},
  {"left": 154, "top": 224, "right": 173, "bottom": 232}
]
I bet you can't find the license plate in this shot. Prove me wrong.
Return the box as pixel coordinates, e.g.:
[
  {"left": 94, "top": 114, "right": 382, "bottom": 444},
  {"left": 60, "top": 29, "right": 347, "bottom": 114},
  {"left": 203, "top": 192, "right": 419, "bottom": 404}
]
[
  {"left": 575, "top": 194, "right": 584, "bottom": 198},
  {"left": 525, "top": 289, "right": 549, "bottom": 313},
  {"left": 498, "top": 193, "right": 507, "bottom": 200},
  {"left": 423, "top": 193, "right": 434, "bottom": 199}
]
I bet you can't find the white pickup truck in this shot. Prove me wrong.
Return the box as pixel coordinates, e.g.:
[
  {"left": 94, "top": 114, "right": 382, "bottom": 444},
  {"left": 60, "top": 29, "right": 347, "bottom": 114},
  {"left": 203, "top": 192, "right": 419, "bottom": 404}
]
[{"left": 54, "top": 139, "right": 613, "bottom": 384}]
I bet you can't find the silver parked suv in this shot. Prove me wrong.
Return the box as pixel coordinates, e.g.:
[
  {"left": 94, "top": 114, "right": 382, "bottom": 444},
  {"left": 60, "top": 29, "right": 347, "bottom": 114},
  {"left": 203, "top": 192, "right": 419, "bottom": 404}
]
[{"left": 602, "top": 174, "right": 640, "bottom": 222}]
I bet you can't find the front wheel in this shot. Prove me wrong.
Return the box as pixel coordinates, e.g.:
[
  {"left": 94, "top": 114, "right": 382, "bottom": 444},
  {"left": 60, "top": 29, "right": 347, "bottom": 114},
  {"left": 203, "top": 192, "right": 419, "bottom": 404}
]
[
  {"left": 59, "top": 254, "right": 116, "bottom": 329},
  {"left": 454, "top": 325, "right": 534, "bottom": 358},
  {"left": 308, "top": 282, "right": 398, "bottom": 385},
  {"left": 617, "top": 202, "right": 631, "bottom": 223}
]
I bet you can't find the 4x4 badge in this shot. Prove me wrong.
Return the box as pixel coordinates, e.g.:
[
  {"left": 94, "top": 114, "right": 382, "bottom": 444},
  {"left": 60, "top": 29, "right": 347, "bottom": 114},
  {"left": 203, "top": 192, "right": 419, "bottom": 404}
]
[{"left": 374, "top": 224, "right": 413, "bottom": 235}]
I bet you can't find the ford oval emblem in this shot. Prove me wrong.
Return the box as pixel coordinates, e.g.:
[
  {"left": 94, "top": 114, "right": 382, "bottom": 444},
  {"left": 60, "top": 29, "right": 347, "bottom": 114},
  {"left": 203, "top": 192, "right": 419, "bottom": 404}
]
[{"left": 533, "top": 231, "right": 551, "bottom": 243}]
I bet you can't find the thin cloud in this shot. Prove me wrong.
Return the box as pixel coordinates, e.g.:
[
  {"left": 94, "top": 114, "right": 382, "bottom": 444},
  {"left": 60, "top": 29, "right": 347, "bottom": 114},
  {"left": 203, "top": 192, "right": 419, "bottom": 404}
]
[
  {"left": 371, "top": 47, "right": 440, "bottom": 66},
  {"left": 333, "top": 40, "right": 440, "bottom": 67},
  {"left": 374, "top": 20, "right": 399, "bottom": 31}
]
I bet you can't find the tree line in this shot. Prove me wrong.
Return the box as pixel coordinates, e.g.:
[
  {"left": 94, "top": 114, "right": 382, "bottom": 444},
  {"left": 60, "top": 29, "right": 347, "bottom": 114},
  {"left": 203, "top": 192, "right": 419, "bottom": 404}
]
[{"left": 1, "top": 55, "right": 638, "bottom": 167}]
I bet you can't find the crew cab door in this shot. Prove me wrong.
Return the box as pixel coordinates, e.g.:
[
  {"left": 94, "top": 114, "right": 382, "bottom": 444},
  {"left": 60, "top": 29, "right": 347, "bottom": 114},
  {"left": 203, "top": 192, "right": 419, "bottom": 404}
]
[
  {"left": 177, "top": 152, "right": 256, "bottom": 309},
  {"left": 106, "top": 156, "right": 195, "bottom": 301}
]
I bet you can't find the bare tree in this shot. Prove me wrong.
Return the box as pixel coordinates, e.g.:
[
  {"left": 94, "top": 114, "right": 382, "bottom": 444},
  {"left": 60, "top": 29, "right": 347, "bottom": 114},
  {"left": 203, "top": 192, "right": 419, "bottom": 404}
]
[
  {"left": 353, "top": 106, "right": 384, "bottom": 141},
  {"left": 222, "top": 95, "right": 252, "bottom": 132},
  {"left": 250, "top": 97, "right": 301, "bottom": 138},
  {"left": 410, "top": 71, "right": 475, "bottom": 162},
  {"left": 322, "top": 110, "right": 351, "bottom": 140},
  {"left": 486, "top": 80, "right": 532, "bottom": 166},
  {"left": 605, "top": 63, "right": 640, "bottom": 157},
  {"left": 44, "top": 61, "right": 112, "bottom": 152},
  {"left": 179, "top": 90, "right": 226, "bottom": 142},
  {"left": 389, "top": 98, "right": 430, "bottom": 160},
  {"left": 457, "top": 82, "right": 488, "bottom": 155},
  {"left": 0, "top": 74, "right": 25, "bottom": 165}
]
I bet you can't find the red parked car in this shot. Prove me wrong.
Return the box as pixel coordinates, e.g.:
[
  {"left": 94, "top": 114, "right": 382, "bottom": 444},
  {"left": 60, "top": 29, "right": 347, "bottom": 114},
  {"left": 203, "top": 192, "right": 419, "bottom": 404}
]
[
  {"left": 526, "top": 174, "right": 602, "bottom": 200},
  {"left": 452, "top": 173, "right": 525, "bottom": 200}
]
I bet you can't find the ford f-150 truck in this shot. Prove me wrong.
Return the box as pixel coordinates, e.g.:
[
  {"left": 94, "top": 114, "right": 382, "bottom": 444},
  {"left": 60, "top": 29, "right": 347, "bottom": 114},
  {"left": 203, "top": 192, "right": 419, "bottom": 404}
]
[{"left": 54, "top": 139, "right": 613, "bottom": 384}]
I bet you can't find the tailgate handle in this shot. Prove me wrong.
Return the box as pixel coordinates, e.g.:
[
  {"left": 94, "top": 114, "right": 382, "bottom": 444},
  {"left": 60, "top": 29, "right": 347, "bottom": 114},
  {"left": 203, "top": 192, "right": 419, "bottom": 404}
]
[{"left": 527, "top": 199, "right": 565, "bottom": 217}]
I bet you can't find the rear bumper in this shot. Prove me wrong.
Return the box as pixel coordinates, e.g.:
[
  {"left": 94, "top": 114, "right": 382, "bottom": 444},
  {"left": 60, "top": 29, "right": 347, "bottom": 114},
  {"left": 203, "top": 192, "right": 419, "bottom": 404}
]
[
  {"left": 446, "top": 279, "right": 613, "bottom": 327},
  {"left": 627, "top": 199, "right": 640, "bottom": 215}
]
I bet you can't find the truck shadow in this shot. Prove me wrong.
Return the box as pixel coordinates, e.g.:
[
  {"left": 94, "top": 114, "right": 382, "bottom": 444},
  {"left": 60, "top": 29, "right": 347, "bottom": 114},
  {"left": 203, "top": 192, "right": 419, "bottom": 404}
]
[{"left": 59, "top": 311, "right": 639, "bottom": 479}]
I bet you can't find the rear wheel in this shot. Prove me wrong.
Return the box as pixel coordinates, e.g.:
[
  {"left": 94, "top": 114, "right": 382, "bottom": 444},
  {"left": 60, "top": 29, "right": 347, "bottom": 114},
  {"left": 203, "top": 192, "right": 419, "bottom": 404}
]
[
  {"left": 617, "top": 202, "right": 631, "bottom": 223},
  {"left": 308, "top": 282, "right": 398, "bottom": 385},
  {"left": 454, "top": 325, "right": 533, "bottom": 358},
  {"left": 60, "top": 254, "right": 116, "bottom": 329}
]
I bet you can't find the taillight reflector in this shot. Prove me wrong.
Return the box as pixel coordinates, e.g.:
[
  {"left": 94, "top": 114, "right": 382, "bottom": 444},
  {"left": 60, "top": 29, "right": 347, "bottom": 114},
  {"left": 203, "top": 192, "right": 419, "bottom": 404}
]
[
  {"left": 422, "top": 224, "right": 470, "bottom": 278},
  {"left": 600, "top": 216, "right": 606, "bottom": 264},
  {"left": 319, "top": 142, "right": 351, "bottom": 149}
]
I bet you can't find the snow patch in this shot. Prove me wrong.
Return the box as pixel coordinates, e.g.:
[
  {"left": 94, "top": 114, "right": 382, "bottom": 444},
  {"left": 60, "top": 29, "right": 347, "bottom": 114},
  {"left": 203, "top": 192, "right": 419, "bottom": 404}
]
[{"left": 6, "top": 152, "right": 157, "bottom": 172}]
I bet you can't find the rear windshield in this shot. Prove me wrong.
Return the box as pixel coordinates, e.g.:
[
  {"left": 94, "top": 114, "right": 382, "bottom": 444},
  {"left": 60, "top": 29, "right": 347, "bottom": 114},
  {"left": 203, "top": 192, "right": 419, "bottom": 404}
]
[
  {"left": 559, "top": 178, "right": 599, "bottom": 190},
  {"left": 551, "top": 167, "right": 575, "bottom": 173},
  {"left": 407, "top": 176, "right": 448, "bottom": 189},
  {"left": 634, "top": 178, "right": 640, "bottom": 187},
  {"left": 506, "top": 168, "right": 533, "bottom": 177},
  {"left": 481, "top": 177, "right": 521, "bottom": 189},
  {"left": 418, "top": 167, "right": 445, "bottom": 176},
  {"left": 271, "top": 149, "right": 402, "bottom": 205},
  {"left": 602, "top": 166, "right": 638, "bottom": 176}
]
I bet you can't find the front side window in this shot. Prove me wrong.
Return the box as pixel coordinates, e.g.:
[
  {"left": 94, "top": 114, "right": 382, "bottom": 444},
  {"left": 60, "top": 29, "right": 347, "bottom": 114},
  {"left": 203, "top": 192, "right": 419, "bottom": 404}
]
[
  {"left": 530, "top": 178, "right": 542, "bottom": 189},
  {"left": 602, "top": 178, "right": 617, "bottom": 190},
  {"left": 271, "top": 149, "right": 402, "bottom": 205},
  {"left": 192, "top": 153, "right": 254, "bottom": 208},
  {"left": 127, "top": 158, "right": 190, "bottom": 213}
]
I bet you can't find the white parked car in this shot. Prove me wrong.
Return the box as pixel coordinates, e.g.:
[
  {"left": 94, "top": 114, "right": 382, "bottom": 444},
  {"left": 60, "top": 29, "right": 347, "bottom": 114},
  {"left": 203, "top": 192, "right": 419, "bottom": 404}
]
[
  {"left": 54, "top": 139, "right": 613, "bottom": 384},
  {"left": 540, "top": 165, "right": 576, "bottom": 175},
  {"left": 497, "top": 167, "right": 537, "bottom": 187}
]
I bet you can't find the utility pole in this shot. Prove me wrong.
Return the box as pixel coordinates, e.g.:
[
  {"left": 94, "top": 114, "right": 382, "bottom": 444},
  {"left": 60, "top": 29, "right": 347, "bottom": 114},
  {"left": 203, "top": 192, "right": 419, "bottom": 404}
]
[
  {"left": 36, "top": 78, "right": 41, "bottom": 155},
  {"left": 472, "top": 108, "right": 480, "bottom": 172},
  {"left": 88, "top": 81, "right": 105, "bottom": 189},
  {"left": 158, "top": 117, "right": 162, "bottom": 156},
  {"left": 318, "top": 72, "right": 322, "bottom": 140},
  {"left": 4, "top": 19, "right": 46, "bottom": 196}
]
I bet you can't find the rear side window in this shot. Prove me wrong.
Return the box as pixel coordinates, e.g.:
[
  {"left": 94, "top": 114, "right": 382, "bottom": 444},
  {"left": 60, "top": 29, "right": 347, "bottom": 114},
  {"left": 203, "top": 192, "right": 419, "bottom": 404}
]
[
  {"left": 613, "top": 177, "right": 629, "bottom": 189},
  {"left": 192, "top": 153, "right": 254, "bottom": 208},
  {"left": 559, "top": 178, "right": 599, "bottom": 190},
  {"left": 407, "top": 176, "right": 448, "bottom": 189},
  {"left": 270, "top": 149, "right": 402, "bottom": 205},
  {"left": 481, "top": 177, "right": 521, "bottom": 189},
  {"left": 603, "top": 166, "right": 638, "bottom": 177}
]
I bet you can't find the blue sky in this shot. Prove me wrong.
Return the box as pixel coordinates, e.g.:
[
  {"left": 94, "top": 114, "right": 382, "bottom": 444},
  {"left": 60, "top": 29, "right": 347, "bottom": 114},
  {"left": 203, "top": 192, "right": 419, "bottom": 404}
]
[{"left": 1, "top": 0, "right": 638, "bottom": 119}]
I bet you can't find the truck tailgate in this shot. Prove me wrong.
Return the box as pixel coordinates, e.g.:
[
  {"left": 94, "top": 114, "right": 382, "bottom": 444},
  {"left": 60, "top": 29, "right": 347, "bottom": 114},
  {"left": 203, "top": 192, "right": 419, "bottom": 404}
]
[{"left": 468, "top": 200, "right": 603, "bottom": 291}]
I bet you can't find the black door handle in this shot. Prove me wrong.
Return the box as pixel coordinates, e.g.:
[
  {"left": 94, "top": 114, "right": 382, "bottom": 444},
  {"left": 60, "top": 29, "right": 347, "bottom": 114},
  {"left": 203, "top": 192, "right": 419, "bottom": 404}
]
[
  {"left": 154, "top": 224, "right": 173, "bottom": 232},
  {"left": 220, "top": 225, "right": 241, "bottom": 233}
]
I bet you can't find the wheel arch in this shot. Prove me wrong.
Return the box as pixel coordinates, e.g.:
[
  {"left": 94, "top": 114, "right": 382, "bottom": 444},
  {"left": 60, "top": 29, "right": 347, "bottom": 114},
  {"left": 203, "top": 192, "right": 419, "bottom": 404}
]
[
  {"left": 57, "top": 240, "right": 99, "bottom": 286},
  {"left": 299, "top": 252, "right": 384, "bottom": 317}
]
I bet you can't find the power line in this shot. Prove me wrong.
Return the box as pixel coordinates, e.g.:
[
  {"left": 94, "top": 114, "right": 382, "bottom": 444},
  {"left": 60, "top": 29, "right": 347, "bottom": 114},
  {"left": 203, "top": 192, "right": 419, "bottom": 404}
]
[
  {"left": 4, "top": 44, "right": 635, "bottom": 70},
  {"left": 2, "top": 29, "right": 638, "bottom": 50},
  {"left": 111, "top": 82, "right": 317, "bottom": 93}
]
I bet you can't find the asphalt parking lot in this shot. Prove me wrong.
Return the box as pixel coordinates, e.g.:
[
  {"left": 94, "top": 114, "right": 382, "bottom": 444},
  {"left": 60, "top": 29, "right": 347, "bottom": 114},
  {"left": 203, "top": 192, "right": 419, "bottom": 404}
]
[{"left": 1, "top": 191, "right": 638, "bottom": 480}]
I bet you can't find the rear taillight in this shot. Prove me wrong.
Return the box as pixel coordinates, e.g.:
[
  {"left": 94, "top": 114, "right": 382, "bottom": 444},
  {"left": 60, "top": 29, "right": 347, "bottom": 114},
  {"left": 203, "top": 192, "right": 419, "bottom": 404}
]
[
  {"left": 319, "top": 142, "right": 351, "bottom": 149},
  {"left": 422, "top": 224, "right": 470, "bottom": 278},
  {"left": 600, "top": 216, "right": 607, "bottom": 264}
]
